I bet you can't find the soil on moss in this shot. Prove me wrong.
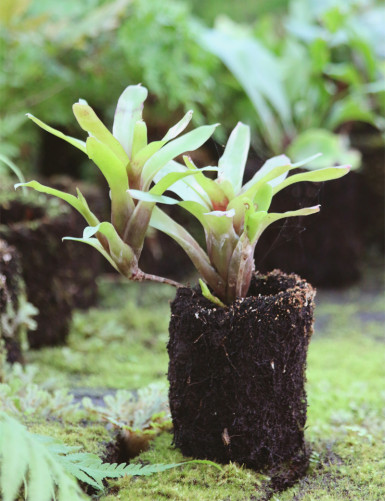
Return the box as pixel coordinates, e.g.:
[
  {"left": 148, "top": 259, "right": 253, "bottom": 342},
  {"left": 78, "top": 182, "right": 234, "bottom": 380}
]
[{"left": 168, "top": 270, "right": 315, "bottom": 474}]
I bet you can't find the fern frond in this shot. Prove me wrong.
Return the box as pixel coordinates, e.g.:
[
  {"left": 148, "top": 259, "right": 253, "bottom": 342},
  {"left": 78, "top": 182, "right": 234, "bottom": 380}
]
[{"left": 0, "top": 412, "right": 85, "bottom": 501}]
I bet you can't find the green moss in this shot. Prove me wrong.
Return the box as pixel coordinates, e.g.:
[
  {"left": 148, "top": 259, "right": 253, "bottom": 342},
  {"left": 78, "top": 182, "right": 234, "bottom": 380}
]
[
  {"left": 23, "top": 276, "right": 385, "bottom": 500},
  {"left": 27, "top": 280, "right": 174, "bottom": 389},
  {"left": 25, "top": 419, "right": 113, "bottom": 456},
  {"left": 102, "top": 433, "right": 268, "bottom": 501}
]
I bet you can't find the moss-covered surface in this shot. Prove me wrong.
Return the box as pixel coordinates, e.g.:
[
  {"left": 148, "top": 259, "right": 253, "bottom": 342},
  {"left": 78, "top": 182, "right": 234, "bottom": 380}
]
[{"left": 21, "top": 272, "right": 385, "bottom": 500}]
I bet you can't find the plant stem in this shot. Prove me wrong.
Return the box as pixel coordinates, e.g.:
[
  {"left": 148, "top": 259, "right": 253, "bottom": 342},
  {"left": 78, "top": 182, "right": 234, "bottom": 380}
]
[{"left": 132, "top": 270, "right": 184, "bottom": 288}]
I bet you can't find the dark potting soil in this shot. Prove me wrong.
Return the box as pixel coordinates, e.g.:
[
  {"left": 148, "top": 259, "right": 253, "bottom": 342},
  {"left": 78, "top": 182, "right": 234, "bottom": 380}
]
[
  {"left": 168, "top": 270, "right": 315, "bottom": 474},
  {"left": 0, "top": 193, "right": 99, "bottom": 347},
  {"left": 0, "top": 240, "right": 24, "bottom": 363}
]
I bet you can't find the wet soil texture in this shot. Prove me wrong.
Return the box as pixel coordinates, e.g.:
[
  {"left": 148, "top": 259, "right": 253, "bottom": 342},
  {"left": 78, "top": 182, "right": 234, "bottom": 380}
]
[{"left": 168, "top": 270, "right": 315, "bottom": 471}]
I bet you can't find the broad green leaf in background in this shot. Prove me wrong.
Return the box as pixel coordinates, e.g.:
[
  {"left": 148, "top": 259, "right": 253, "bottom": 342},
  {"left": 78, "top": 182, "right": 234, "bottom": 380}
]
[
  {"left": 287, "top": 129, "right": 361, "bottom": 170},
  {"left": 199, "top": 17, "right": 292, "bottom": 153}
]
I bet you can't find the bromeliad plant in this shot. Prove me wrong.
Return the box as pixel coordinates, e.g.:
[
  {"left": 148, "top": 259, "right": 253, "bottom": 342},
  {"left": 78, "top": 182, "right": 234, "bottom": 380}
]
[
  {"left": 131, "top": 123, "right": 350, "bottom": 305},
  {"left": 16, "top": 84, "right": 349, "bottom": 306},
  {"left": 15, "top": 85, "right": 217, "bottom": 286}
]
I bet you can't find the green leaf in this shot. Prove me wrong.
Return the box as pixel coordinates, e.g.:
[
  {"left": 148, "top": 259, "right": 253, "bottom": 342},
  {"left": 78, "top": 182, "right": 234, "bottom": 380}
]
[
  {"left": 326, "top": 96, "right": 376, "bottom": 131},
  {"left": 217, "top": 122, "right": 250, "bottom": 194},
  {"left": 252, "top": 205, "right": 321, "bottom": 244},
  {"left": 86, "top": 136, "right": 133, "bottom": 230},
  {"left": 128, "top": 190, "right": 178, "bottom": 205},
  {"left": 62, "top": 236, "right": 119, "bottom": 272},
  {"left": 14, "top": 180, "right": 99, "bottom": 226},
  {"left": 199, "top": 279, "right": 226, "bottom": 308},
  {"left": 132, "top": 108, "right": 193, "bottom": 170},
  {"left": 245, "top": 211, "right": 268, "bottom": 242},
  {"left": 150, "top": 207, "right": 224, "bottom": 296},
  {"left": 239, "top": 155, "right": 295, "bottom": 202},
  {"left": 183, "top": 156, "right": 228, "bottom": 209},
  {"left": 131, "top": 120, "right": 148, "bottom": 158},
  {"left": 287, "top": 129, "right": 361, "bottom": 170},
  {"left": 141, "top": 124, "right": 218, "bottom": 190},
  {"left": 0, "top": 154, "right": 25, "bottom": 185},
  {"left": 150, "top": 166, "right": 218, "bottom": 197},
  {"left": 199, "top": 19, "right": 292, "bottom": 153},
  {"left": 253, "top": 183, "right": 273, "bottom": 212},
  {"left": 73, "top": 102, "right": 128, "bottom": 165},
  {"left": 241, "top": 155, "right": 291, "bottom": 192},
  {"left": 273, "top": 165, "right": 350, "bottom": 195},
  {"left": 153, "top": 161, "right": 212, "bottom": 207},
  {"left": 162, "top": 110, "right": 194, "bottom": 141},
  {"left": 0, "top": 413, "right": 85, "bottom": 501},
  {"left": 26, "top": 114, "right": 86, "bottom": 153},
  {"left": 82, "top": 222, "right": 136, "bottom": 276},
  {"left": 112, "top": 84, "right": 148, "bottom": 157}
]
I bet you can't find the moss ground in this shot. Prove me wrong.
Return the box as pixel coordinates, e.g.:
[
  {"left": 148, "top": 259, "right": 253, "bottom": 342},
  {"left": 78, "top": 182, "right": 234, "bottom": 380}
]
[{"left": 25, "top": 272, "right": 385, "bottom": 500}]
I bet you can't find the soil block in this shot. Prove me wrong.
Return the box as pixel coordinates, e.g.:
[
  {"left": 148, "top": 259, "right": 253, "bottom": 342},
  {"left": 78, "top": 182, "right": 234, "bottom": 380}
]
[
  {"left": 350, "top": 127, "right": 385, "bottom": 255},
  {"left": 0, "top": 187, "right": 100, "bottom": 347},
  {"left": 168, "top": 270, "right": 315, "bottom": 471},
  {"left": 0, "top": 240, "right": 24, "bottom": 363}
]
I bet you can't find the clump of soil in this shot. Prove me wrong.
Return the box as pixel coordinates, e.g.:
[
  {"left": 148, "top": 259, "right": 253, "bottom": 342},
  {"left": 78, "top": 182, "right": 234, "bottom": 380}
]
[
  {"left": 168, "top": 270, "right": 315, "bottom": 477},
  {"left": 0, "top": 240, "right": 24, "bottom": 363},
  {"left": 0, "top": 188, "right": 100, "bottom": 347}
]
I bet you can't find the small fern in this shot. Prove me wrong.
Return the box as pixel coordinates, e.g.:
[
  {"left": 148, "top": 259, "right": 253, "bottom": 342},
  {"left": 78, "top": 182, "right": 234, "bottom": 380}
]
[
  {"left": 0, "top": 412, "right": 219, "bottom": 501},
  {"left": 0, "top": 412, "right": 85, "bottom": 501}
]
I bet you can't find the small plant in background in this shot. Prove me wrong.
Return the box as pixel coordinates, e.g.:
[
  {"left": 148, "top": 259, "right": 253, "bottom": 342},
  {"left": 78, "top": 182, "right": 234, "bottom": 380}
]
[
  {"left": 0, "top": 363, "right": 79, "bottom": 419},
  {"left": 83, "top": 383, "right": 171, "bottom": 458},
  {"left": 198, "top": 5, "right": 384, "bottom": 166},
  {"left": 16, "top": 85, "right": 217, "bottom": 285},
  {"left": 132, "top": 123, "right": 349, "bottom": 304}
]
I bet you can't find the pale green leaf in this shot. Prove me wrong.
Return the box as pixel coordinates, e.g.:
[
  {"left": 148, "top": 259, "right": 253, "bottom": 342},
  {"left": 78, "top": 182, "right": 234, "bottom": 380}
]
[
  {"left": 251, "top": 205, "right": 321, "bottom": 244},
  {"left": 14, "top": 180, "right": 99, "bottom": 226},
  {"left": 253, "top": 183, "right": 273, "bottom": 212},
  {"left": 26, "top": 114, "right": 86, "bottom": 153},
  {"left": 273, "top": 166, "right": 350, "bottom": 195},
  {"left": 86, "top": 136, "right": 134, "bottom": 228},
  {"left": 63, "top": 236, "right": 119, "bottom": 272},
  {"left": 132, "top": 110, "right": 195, "bottom": 169},
  {"left": 141, "top": 124, "right": 218, "bottom": 190},
  {"left": 218, "top": 122, "right": 250, "bottom": 194},
  {"left": 113, "top": 85, "right": 148, "bottom": 157},
  {"left": 131, "top": 120, "right": 148, "bottom": 158},
  {"left": 199, "top": 19, "right": 292, "bottom": 152},
  {"left": 150, "top": 166, "right": 218, "bottom": 197},
  {"left": 73, "top": 102, "right": 128, "bottom": 165},
  {"left": 241, "top": 155, "right": 291, "bottom": 192},
  {"left": 82, "top": 222, "right": 135, "bottom": 275},
  {"left": 154, "top": 161, "right": 211, "bottom": 208},
  {"left": 127, "top": 190, "right": 178, "bottom": 205},
  {"left": 162, "top": 110, "right": 194, "bottom": 141}
]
